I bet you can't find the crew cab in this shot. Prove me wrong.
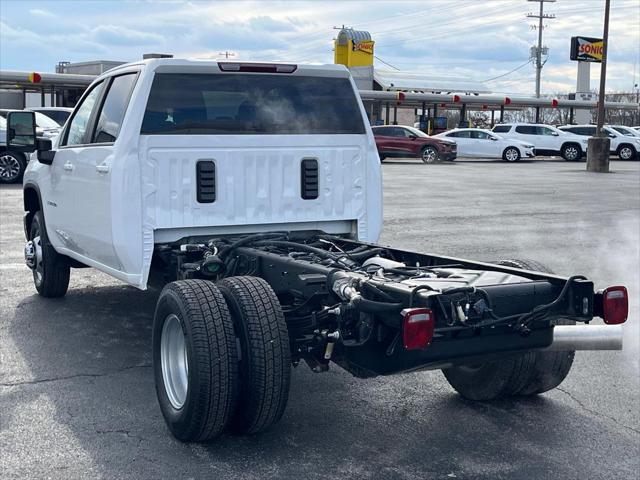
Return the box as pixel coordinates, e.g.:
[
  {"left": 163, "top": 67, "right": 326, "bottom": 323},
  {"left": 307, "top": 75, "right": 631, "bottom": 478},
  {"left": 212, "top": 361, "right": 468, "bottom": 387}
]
[
  {"left": 7, "top": 59, "right": 628, "bottom": 443},
  {"left": 492, "top": 123, "right": 588, "bottom": 161},
  {"left": 371, "top": 125, "right": 457, "bottom": 163},
  {"left": 434, "top": 128, "right": 535, "bottom": 161},
  {"left": 558, "top": 124, "right": 639, "bottom": 160}
]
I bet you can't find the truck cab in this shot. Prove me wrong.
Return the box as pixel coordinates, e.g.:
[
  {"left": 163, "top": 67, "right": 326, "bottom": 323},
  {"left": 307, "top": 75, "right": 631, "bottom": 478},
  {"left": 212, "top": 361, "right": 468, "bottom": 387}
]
[{"left": 20, "top": 59, "right": 382, "bottom": 288}]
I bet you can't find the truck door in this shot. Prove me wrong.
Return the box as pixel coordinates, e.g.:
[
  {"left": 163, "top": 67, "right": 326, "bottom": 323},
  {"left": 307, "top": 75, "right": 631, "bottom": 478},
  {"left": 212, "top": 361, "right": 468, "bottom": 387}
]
[
  {"left": 47, "top": 73, "right": 138, "bottom": 272},
  {"left": 44, "top": 79, "right": 106, "bottom": 258}
]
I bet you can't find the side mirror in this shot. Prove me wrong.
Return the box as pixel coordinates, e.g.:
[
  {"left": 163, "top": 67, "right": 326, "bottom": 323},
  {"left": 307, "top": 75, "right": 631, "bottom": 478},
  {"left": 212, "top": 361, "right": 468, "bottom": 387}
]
[
  {"left": 552, "top": 132, "right": 560, "bottom": 136},
  {"left": 408, "top": 134, "right": 417, "bottom": 139},
  {"left": 490, "top": 137, "right": 498, "bottom": 141},
  {"left": 36, "top": 137, "right": 55, "bottom": 165},
  {"left": 7, "top": 111, "right": 37, "bottom": 152}
]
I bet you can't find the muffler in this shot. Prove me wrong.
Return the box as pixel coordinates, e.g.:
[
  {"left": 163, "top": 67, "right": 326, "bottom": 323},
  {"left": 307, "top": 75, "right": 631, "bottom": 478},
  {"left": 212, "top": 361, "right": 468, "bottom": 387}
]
[{"left": 546, "top": 324, "right": 623, "bottom": 351}]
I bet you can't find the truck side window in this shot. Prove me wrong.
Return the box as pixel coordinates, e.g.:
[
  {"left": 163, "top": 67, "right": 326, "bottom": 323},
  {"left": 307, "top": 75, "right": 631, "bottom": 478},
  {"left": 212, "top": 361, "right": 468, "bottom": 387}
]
[
  {"left": 63, "top": 81, "right": 105, "bottom": 146},
  {"left": 92, "top": 73, "right": 138, "bottom": 144}
]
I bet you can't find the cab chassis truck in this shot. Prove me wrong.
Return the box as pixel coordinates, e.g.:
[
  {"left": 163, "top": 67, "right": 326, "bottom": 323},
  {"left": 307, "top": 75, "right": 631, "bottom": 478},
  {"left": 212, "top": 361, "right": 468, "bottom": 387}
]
[{"left": 7, "top": 59, "right": 628, "bottom": 442}]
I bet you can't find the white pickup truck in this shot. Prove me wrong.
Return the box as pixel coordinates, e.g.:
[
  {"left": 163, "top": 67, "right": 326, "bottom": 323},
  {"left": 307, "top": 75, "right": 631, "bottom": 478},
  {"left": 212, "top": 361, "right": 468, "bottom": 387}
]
[{"left": 7, "top": 59, "right": 628, "bottom": 442}]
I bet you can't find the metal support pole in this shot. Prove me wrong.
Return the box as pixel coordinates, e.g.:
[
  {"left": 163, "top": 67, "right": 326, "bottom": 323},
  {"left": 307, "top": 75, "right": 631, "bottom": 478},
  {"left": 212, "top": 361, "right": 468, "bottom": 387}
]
[
  {"left": 393, "top": 106, "right": 397, "bottom": 125},
  {"left": 569, "top": 108, "right": 574, "bottom": 124},
  {"left": 41, "top": 87, "right": 45, "bottom": 107},
  {"left": 432, "top": 104, "right": 438, "bottom": 134},
  {"left": 21, "top": 88, "right": 26, "bottom": 108},
  {"left": 50, "top": 88, "right": 55, "bottom": 107},
  {"left": 491, "top": 110, "right": 495, "bottom": 127},
  {"left": 500, "top": 105, "right": 504, "bottom": 122},
  {"left": 587, "top": 0, "right": 611, "bottom": 173},
  {"left": 377, "top": 101, "right": 382, "bottom": 124},
  {"left": 420, "top": 101, "right": 426, "bottom": 129},
  {"left": 535, "top": 106, "right": 540, "bottom": 123},
  {"left": 385, "top": 102, "right": 390, "bottom": 125},
  {"left": 459, "top": 104, "right": 467, "bottom": 127}
]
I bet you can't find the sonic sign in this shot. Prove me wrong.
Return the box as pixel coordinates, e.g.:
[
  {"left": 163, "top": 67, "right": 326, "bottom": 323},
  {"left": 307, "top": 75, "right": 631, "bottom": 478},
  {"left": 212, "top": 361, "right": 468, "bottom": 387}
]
[{"left": 570, "top": 36, "right": 604, "bottom": 63}]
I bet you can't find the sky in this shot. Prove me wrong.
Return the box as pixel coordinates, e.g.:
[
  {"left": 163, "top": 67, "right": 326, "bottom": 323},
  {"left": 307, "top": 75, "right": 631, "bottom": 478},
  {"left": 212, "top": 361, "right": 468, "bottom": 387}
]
[{"left": 0, "top": 0, "right": 638, "bottom": 95}]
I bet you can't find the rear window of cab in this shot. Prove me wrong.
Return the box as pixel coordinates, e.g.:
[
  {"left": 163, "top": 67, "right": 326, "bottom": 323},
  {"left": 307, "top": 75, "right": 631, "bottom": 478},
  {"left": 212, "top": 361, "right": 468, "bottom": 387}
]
[{"left": 141, "top": 73, "right": 366, "bottom": 135}]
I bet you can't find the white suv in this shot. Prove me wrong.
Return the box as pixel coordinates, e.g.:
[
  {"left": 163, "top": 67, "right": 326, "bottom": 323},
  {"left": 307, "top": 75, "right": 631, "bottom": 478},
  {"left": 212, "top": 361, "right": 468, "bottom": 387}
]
[
  {"left": 492, "top": 123, "right": 588, "bottom": 161},
  {"left": 558, "top": 125, "right": 639, "bottom": 160}
]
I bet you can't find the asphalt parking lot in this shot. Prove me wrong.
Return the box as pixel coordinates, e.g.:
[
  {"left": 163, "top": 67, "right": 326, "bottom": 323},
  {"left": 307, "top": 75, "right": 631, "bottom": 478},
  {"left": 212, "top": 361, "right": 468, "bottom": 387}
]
[{"left": 1, "top": 157, "right": 639, "bottom": 480}]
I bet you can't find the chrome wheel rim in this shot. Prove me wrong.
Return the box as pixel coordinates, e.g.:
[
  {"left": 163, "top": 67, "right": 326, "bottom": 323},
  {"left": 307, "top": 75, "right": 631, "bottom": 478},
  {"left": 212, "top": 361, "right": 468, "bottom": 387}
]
[
  {"left": 505, "top": 149, "right": 519, "bottom": 161},
  {"left": 33, "top": 235, "right": 43, "bottom": 287},
  {"left": 422, "top": 148, "right": 437, "bottom": 163},
  {"left": 620, "top": 147, "right": 632, "bottom": 160},
  {"left": 160, "top": 314, "right": 189, "bottom": 409},
  {"left": 565, "top": 147, "right": 578, "bottom": 160},
  {"left": 0, "top": 154, "right": 20, "bottom": 181}
]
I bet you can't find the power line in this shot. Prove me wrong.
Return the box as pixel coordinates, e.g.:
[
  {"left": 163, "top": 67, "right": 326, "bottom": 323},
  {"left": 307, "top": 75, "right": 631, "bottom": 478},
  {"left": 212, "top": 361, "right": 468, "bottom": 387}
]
[
  {"left": 374, "top": 55, "right": 401, "bottom": 70},
  {"left": 483, "top": 60, "right": 533, "bottom": 82}
]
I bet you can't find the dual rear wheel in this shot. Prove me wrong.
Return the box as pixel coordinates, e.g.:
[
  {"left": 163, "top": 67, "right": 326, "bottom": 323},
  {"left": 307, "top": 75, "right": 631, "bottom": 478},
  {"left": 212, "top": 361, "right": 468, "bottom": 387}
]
[
  {"left": 152, "top": 276, "right": 291, "bottom": 442},
  {"left": 442, "top": 259, "right": 575, "bottom": 400}
]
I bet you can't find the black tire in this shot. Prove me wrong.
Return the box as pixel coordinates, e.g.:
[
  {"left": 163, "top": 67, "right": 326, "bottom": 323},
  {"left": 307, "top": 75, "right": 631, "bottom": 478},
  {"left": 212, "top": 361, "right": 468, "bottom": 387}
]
[
  {"left": 218, "top": 276, "right": 291, "bottom": 434},
  {"left": 617, "top": 144, "right": 637, "bottom": 161},
  {"left": 153, "top": 280, "right": 239, "bottom": 442},
  {"left": 29, "top": 211, "right": 70, "bottom": 298},
  {"left": 420, "top": 145, "right": 439, "bottom": 164},
  {"left": 442, "top": 259, "right": 575, "bottom": 399},
  {"left": 561, "top": 143, "right": 582, "bottom": 161},
  {"left": 502, "top": 146, "right": 521, "bottom": 162},
  {"left": 0, "top": 150, "right": 26, "bottom": 184}
]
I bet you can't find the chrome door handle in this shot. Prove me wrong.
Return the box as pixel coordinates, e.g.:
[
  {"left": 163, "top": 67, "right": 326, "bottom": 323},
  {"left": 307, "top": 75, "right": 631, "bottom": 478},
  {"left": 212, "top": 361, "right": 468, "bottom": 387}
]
[
  {"left": 96, "top": 164, "right": 110, "bottom": 174},
  {"left": 63, "top": 162, "right": 74, "bottom": 171}
]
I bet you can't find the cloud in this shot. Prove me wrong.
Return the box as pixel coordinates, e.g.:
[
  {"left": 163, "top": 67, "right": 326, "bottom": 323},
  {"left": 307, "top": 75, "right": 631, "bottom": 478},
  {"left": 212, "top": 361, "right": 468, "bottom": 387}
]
[
  {"left": 92, "top": 25, "right": 165, "bottom": 46},
  {"left": 28, "top": 8, "right": 56, "bottom": 17},
  {"left": 2, "top": 0, "right": 638, "bottom": 95}
]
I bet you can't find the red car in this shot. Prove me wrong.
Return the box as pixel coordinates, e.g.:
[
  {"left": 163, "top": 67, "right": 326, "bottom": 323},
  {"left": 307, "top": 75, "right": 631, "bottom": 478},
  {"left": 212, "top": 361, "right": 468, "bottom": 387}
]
[{"left": 372, "top": 125, "right": 457, "bottom": 163}]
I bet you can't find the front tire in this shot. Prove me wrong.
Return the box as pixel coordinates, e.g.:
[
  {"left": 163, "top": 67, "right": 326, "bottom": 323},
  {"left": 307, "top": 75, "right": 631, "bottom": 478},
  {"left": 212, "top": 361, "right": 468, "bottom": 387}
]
[
  {"left": 421, "top": 146, "right": 439, "bottom": 164},
  {"left": 561, "top": 143, "right": 582, "bottom": 161},
  {"left": 153, "top": 280, "right": 239, "bottom": 442},
  {"left": 442, "top": 259, "right": 575, "bottom": 400},
  {"left": 617, "top": 145, "right": 636, "bottom": 161},
  {"left": 29, "top": 211, "right": 70, "bottom": 298},
  {"left": 0, "top": 151, "right": 26, "bottom": 184},
  {"left": 502, "top": 147, "right": 521, "bottom": 162},
  {"left": 218, "top": 276, "right": 291, "bottom": 435}
]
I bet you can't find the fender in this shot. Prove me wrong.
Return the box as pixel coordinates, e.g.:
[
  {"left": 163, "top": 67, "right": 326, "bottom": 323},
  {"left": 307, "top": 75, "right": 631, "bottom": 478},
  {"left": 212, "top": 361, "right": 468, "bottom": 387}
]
[{"left": 22, "top": 182, "right": 43, "bottom": 241}]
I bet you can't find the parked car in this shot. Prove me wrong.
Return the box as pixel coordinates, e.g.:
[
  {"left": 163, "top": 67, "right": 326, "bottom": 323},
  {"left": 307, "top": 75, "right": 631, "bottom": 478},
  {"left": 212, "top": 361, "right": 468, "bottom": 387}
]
[
  {"left": 0, "top": 109, "right": 61, "bottom": 139},
  {"left": 558, "top": 124, "right": 639, "bottom": 160},
  {"left": 608, "top": 125, "right": 640, "bottom": 138},
  {"left": 434, "top": 128, "right": 535, "bottom": 162},
  {"left": 0, "top": 116, "right": 28, "bottom": 183},
  {"left": 28, "top": 107, "right": 74, "bottom": 126},
  {"left": 492, "top": 123, "right": 589, "bottom": 161},
  {"left": 372, "top": 125, "right": 457, "bottom": 163}
]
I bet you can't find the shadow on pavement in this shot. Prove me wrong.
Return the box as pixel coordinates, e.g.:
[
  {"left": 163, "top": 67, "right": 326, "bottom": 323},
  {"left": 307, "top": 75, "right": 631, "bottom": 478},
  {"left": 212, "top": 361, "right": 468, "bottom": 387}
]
[{"left": 4, "top": 282, "right": 637, "bottom": 479}]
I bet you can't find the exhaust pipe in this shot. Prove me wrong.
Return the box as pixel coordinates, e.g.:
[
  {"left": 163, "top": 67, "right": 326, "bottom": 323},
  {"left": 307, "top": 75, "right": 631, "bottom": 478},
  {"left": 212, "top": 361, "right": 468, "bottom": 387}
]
[{"left": 546, "top": 325, "right": 623, "bottom": 351}]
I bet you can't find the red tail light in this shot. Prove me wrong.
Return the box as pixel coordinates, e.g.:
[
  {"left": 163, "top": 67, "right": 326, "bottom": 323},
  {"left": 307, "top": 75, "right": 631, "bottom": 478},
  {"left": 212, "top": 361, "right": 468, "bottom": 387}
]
[
  {"left": 402, "top": 308, "right": 435, "bottom": 350},
  {"left": 602, "top": 286, "right": 628, "bottom": 325},
  {"left": 218, "top": 62, "right": 297, "bottom": 73}
]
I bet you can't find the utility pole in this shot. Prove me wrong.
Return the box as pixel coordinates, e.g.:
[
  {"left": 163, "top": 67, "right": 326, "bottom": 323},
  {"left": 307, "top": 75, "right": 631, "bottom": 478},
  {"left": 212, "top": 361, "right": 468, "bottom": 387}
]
[
  {"left": 587, "top": 0, "right": 611, "bottom": 173},
  {"left": 527, "top": 0, "right": 556, "bottom": 98},
  {"left": 218, "top": 51, "right": 235, "bottom": 59}
]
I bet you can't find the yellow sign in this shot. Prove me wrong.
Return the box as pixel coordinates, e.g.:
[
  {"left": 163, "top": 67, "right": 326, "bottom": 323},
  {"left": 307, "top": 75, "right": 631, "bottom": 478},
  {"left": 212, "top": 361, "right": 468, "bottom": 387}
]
[
  {"left": 334, "top": 29, "right": 374, "bottom": 67},
  {"left": 570, "top": 36, "right": 604, "bottom": 63},
  {"left": 354, "top": 41, "right": 374, "bottom": 55}
]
